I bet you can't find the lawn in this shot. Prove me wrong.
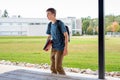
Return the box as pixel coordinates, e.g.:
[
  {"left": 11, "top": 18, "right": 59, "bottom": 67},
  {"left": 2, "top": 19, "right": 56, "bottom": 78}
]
[{"left": 0, "top": 36, "right": 120, "bottom": 72}]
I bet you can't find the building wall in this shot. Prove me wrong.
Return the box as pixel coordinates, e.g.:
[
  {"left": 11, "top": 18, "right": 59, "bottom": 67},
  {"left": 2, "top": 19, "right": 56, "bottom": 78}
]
[
  {"left": 28, "top": 25, "right": 47, "bottom": 36},
  {"left": 76, "top": 19, "right": 82, "bottom": 35},
  {"left": 0, "top": 18, "right": 82, "bottom": 36}
]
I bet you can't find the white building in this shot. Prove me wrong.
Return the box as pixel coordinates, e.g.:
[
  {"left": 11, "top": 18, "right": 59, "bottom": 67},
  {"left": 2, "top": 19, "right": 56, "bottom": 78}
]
[{"left": 0, "top": 18, "right": 82, "bottom": 36}]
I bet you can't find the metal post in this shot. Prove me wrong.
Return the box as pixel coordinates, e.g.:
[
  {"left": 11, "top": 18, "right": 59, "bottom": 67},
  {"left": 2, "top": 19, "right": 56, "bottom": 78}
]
[{"left": 98, "top": 0, "right": 105, "bottom": 79}]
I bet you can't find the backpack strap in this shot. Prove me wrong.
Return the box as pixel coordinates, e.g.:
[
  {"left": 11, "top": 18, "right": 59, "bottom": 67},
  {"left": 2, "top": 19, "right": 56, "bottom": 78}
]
[
  {"left": 56, "top": 20, "right": 63, "bottom": 34},
  {"left": 48, "top": 22, "right": 52, "bottom": 33}
]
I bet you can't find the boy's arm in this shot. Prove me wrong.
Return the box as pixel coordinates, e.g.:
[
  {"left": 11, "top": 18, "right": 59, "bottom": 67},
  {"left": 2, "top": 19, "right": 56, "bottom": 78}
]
[
  {"left": 63, "top": 32, "right": 68, "bottom": 56},
  {"left": 47, "top": 35, "right": 51, "bottom": 40}
]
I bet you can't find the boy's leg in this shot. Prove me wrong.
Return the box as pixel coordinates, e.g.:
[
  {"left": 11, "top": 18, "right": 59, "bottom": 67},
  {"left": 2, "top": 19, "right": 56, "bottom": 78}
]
[
  {"left": 55, "top": 50, "right": 65, "bottom": 75},
  {"left": 50, "top": 48, "right": 57, "bottom": 74}
]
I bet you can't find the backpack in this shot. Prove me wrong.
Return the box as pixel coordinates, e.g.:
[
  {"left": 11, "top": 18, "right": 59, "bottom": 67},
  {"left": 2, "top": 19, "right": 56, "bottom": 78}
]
[{"left": 48, "top": 20, "right": 70, "bottom": 42}]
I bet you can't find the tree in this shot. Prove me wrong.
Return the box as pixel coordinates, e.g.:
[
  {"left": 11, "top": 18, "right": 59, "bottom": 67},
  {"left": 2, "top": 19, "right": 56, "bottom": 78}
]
[
  {"left": 105, "top": 15, "right": 115, "bottom": 23},
  {"left": 106, "top": 21, "right": 120, "bottom": 32},
  {"left": 115, "top": 15, "right": 120, "bottom": 25},
  {"left": 95, "top": 26, "right": 98, "bottom": 34},
  {"left": 106, "top": 26, "right": 112, "bottom": 32},
  {"left": 118, "top": 27, "right": 120, "bottom": 32},
  {"left": 86, "top": 26, "right": 93, "bottom": 35},
  {"left": 90, "top": 18, "right": 98, "bottom": 27},
  {"left": 111, "top": 21, "right": 120, "bottom": 32},
  {"left": 82, "top": 17, "right": 98, "bottom": 35},
  {"left": 105, "top": 15, "right": 115, "bottom": 28},
  {"left": 2, "top": 9, "right": 8, "bottom": 17},
  {"left": 82, "top": 19, "right": 90, "bottom": 34}
]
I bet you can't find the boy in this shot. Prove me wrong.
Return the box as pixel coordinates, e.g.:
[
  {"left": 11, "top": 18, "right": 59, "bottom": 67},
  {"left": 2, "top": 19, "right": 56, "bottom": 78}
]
[{"left": 46, "top": 8, "right": 68, "bottom": 75}]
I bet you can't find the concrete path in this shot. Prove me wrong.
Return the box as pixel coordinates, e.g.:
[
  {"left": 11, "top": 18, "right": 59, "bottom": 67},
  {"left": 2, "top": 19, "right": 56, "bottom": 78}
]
[{"left": 0, "top": 64, "right": 119, "bottom": 80}]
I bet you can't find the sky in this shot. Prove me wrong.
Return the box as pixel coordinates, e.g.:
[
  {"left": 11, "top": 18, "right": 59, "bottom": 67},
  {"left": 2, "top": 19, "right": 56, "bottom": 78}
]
[{"left": 0, "top": 0, "right": 120, "bottom": 18}]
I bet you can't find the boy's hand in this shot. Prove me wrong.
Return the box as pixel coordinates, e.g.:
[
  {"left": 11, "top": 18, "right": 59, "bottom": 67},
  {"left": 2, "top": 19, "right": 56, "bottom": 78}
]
[{"left": 63, "top": 47, "right": 68, "bottom": 56}]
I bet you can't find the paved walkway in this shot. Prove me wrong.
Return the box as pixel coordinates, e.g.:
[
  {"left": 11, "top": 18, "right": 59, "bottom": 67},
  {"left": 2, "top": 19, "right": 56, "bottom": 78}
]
[{"left": 0, "top": 64, "right": 119, "bottom": 80}]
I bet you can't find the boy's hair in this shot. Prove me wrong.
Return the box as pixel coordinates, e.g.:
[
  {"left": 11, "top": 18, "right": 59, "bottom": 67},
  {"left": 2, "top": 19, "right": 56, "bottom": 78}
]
[{"left": 46, "top": 8, "right": 56, "bottom": 16}]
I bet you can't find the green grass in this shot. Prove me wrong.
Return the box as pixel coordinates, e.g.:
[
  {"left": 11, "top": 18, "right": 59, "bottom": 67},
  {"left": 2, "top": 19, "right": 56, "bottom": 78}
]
[{"left": 0, "top": 36, "right": 120, "bottom": 72}]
